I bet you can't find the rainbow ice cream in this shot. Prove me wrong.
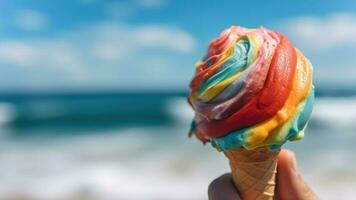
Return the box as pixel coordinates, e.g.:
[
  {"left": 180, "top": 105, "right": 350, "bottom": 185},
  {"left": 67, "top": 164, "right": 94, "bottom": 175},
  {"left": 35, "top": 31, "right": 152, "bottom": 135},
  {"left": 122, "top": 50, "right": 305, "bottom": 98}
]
[{"left": 188, "top": 26, "right": 314, "bottom": 151}]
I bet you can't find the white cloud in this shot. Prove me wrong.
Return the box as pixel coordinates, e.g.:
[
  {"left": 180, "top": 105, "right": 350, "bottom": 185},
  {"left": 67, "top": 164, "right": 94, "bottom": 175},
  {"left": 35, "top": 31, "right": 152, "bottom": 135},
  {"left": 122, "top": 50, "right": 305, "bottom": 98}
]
[
  {"left": 279, "top": 13, "right": 356, "bottom": 52},
  {"left": 14, "top": 9, "right": 48, "bottom": 31},
  {"left": 134, "top": 26, "right": 195, "bottom": 53},
  {"left": 0, "top": 22, "right": 196, "bottom": 90},
  {"left": 0, "top": 42, "right": 37, "bottom": 66},
  {"left": 134, "top": 26, "right": 194, "bottom": 52},
  {"left": 90, "top": 23, "right": 195, "bottom": 61},
  {"left": 0, "top": 40, "right": 87, "bottom": 80}
]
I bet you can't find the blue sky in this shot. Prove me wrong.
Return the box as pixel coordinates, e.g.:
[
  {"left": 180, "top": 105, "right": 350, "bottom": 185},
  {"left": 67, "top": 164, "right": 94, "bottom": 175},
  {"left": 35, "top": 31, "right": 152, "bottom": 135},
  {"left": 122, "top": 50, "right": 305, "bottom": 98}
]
[{"left": 0, "top": 0, "right": 355, "bottom": 92}]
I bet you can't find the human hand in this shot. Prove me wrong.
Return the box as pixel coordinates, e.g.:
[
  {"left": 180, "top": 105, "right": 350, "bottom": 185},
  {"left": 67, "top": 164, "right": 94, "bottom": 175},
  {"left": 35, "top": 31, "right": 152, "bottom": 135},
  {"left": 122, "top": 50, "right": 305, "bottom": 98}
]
[{"left": 208, "top": 149, "right": 319, "bottom": 200}]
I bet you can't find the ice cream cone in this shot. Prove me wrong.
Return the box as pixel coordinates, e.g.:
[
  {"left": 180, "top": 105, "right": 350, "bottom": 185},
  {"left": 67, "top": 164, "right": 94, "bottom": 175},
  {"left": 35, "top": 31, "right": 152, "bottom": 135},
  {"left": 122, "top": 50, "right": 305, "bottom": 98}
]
[
  {"left": 187, "top": 25, "right": 314, "bottom": 199},
  {"left": 224, "top": 147, "right": 280, "bottom": 200}
]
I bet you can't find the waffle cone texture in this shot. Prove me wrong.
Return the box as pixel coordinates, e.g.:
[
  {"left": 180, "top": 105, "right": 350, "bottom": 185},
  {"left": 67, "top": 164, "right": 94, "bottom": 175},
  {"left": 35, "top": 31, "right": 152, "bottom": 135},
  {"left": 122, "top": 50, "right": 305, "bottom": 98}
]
[{"left": 224, "top": 148, "right": 280, "bottom": 200}]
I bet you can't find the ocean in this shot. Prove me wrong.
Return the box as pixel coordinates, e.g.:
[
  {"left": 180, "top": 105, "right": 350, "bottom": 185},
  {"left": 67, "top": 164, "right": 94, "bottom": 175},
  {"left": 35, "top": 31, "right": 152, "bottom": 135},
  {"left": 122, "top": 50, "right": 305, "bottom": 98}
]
[{"left": 0, "top": 90, "right": 355, "bottom": 200}]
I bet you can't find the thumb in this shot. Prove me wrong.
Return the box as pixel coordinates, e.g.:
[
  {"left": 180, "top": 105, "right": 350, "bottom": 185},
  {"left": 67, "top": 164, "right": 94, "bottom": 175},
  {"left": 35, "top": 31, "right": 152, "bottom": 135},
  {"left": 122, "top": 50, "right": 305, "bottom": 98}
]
[{"left": 276, "top": 149, "right": 319, "bottom": 200}]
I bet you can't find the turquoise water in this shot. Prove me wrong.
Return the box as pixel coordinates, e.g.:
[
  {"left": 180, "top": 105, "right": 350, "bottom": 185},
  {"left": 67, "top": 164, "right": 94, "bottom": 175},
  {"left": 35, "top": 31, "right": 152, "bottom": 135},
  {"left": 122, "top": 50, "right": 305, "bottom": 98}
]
[
  {"left": 0, "top": 91, "right": 186, "bottom": 129},
  {"left": 0, "top": 91, "right": 355, "bottom": 199}
]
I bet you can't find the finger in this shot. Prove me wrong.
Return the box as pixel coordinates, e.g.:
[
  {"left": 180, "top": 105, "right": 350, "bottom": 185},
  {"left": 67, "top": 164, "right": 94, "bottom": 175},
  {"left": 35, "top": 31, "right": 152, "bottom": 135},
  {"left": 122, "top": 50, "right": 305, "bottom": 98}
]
[
  {"left": 276, "top": 149, "right": 319, "bottom": 200},
  {"left": 208, "top": 173, "right": 241, "bottom": 200}
]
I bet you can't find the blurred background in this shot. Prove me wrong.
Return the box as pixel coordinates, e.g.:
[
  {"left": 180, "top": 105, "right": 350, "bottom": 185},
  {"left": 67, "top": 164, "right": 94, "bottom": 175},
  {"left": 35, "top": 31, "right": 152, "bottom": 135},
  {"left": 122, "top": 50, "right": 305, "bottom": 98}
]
[{"left": 0, "top": 0, "right": 355, "bottom": 199}]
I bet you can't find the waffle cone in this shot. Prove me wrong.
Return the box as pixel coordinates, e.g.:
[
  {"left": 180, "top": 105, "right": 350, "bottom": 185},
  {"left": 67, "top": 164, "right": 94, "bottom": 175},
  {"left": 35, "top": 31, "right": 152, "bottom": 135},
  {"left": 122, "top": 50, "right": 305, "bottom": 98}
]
[{"left": 224, "top": 147, "right": 280, "bottom": 200}]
